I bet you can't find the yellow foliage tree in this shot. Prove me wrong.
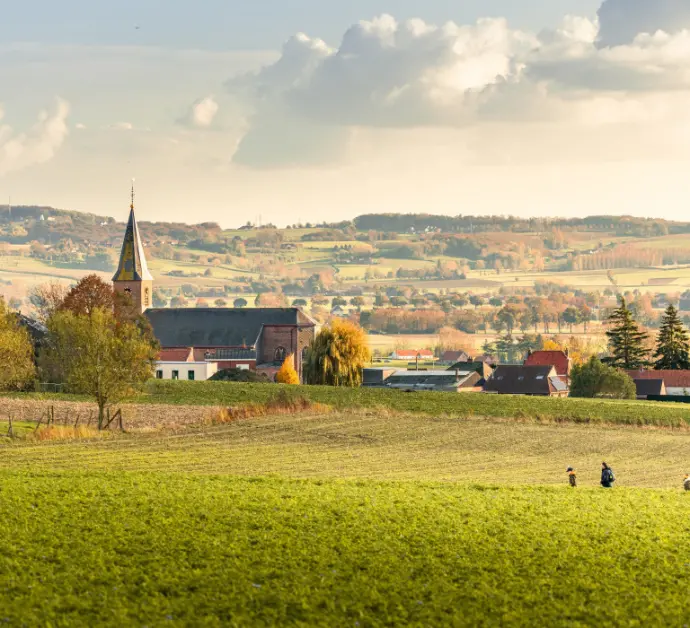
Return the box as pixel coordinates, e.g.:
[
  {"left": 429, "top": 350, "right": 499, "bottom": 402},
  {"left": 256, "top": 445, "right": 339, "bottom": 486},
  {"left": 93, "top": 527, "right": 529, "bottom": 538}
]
[
  {"left": 276, "top": 354, "right": 300, "bottom": 385},
  {"left": 0, "top": 298, "right": 36, "bottom": 391},
  {"left": 304, "top": 319, "right": 371, "bottom": 387}
]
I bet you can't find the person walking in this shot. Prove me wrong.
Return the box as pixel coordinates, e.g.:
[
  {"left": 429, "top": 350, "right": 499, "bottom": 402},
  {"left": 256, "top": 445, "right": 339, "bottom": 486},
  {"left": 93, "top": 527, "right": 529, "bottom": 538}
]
[
  {"left": 684, "top": 474, "right": 690, "bottom": 492},
  {"left": 601, "top": 462, "right": 615, "bottom": 488},
  {"left": 567, "top": 467, "right": 577, "bottom": 487}
]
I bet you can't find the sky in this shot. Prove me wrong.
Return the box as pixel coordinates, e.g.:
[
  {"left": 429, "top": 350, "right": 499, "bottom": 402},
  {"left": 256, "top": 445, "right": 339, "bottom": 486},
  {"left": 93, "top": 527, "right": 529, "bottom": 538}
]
[{"left": 2, "top": 0, "right": 690, "bottom": 226}]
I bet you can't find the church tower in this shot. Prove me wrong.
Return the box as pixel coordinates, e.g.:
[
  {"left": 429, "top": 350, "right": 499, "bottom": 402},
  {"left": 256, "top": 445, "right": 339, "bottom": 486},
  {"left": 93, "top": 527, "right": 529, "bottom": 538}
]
[{"left": 112, "top": 183, "right": 153, "bottom": 313}]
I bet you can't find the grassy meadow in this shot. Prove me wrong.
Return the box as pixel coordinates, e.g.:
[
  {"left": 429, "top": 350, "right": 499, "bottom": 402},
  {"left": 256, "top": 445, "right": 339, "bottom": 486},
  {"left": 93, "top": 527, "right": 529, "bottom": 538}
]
[{"left": 2, "top": 407, "right": 690, "bottom": 626}]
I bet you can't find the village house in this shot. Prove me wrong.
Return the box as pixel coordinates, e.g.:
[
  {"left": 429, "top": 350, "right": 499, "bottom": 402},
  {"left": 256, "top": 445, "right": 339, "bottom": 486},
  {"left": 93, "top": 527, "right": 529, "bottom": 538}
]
[
  {"left": 113, "top": 191, "right": 317, "bottom": 380},
  {"left": 626, "top": 370, "right": 690, "bottom": 396},
  {"left": 485, "top": 365, "right": 569, "bottom": 397},
  {"left": 524, "top": 349, "right": 572, "bottom": 383}
]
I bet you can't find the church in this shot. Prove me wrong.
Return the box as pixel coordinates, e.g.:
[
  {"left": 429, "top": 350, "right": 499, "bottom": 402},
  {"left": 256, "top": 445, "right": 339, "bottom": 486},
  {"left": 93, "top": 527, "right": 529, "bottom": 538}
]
[{"left": 112, "top": 190, "right": 317, "bottom": 380}]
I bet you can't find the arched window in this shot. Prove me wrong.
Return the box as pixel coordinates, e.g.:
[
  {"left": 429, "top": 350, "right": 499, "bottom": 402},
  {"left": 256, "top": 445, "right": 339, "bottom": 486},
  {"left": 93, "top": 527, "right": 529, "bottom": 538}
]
[
  {"left": 274, "top": 346, "right": 287, "bottom": 362},
  {"left": 301, "top": 346, "right": 309, "bottom": 362}
]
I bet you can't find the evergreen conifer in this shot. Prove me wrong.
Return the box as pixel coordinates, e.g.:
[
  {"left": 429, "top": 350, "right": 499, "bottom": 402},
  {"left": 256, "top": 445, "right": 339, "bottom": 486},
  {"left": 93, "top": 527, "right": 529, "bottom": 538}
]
[
  {"left": 604, "top": 297, "right": 650, "bottom": 369},
  {"left": 653, "top": 304, "right": 690, "bottom": 370}
]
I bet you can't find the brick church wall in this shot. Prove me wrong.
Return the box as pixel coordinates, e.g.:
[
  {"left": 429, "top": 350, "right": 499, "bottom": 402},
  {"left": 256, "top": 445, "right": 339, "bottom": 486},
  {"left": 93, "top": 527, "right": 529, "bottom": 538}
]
[{"left": 260, "top": 325, "right": 316, "bottom": 374}]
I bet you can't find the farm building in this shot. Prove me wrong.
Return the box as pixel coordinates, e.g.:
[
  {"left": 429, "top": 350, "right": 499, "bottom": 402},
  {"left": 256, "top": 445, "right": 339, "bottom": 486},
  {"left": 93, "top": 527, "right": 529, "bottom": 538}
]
[
  {"left": 446, "top": 361, "right": 494, "bottom": 386},
  {"left": 633, "top": 378, "right": 666, "bottom": 400},
  {"left": 485, "top": 365, "right": 568, "bottom": 397},
  {"left": 626, "top": 370, "right": 690, "bottom": 396},
  {"left": 383, "top": 370, "right": 482, "bottom": 393},
  {"left": 113, "top": 193, "right": 317, "bottom": 380}
]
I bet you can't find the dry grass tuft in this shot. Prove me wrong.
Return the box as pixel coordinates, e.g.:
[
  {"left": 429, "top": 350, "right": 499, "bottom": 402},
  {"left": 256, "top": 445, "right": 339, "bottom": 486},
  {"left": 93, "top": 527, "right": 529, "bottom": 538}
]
[
  {"left": 210, "top": 390, "right": 331, "bottom": 425},
  {"left": 31, "top": 426, "right": 105, "bottom": 442}
]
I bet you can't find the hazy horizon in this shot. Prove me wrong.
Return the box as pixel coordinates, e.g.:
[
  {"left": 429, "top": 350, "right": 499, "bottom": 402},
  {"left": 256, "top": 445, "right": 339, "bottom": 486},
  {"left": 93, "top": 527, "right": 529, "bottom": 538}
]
[{"left": 2, "top": 0, "right": 690, "bottom": 226}]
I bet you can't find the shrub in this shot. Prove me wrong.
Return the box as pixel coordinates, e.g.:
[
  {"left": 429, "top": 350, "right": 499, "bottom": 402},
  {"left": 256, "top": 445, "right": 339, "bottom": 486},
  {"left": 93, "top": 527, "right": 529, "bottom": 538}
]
[{"left": 276, "top": 355, "right": 300, "bottom": 385}]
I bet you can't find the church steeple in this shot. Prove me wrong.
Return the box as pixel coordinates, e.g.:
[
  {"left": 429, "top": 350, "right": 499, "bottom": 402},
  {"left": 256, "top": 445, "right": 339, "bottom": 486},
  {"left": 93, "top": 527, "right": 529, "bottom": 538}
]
[{"left": 112, "top": 181, "right": 153, "bottom": 312}]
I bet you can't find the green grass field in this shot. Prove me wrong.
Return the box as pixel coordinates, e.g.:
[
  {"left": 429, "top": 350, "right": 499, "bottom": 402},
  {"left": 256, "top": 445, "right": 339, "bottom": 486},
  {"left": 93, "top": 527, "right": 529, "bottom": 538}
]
[
  {"left": 3, "top": 409, "right": 690, "bottom": 626},
  {"left": 13, "top": 379, "right": 690, "bottom": 427}
]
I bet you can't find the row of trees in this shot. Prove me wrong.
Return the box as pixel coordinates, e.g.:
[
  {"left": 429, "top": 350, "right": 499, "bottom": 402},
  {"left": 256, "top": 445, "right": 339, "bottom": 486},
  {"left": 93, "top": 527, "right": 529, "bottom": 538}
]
[{"left": 604, "top": 300, "right": 690, "bottom": 370}]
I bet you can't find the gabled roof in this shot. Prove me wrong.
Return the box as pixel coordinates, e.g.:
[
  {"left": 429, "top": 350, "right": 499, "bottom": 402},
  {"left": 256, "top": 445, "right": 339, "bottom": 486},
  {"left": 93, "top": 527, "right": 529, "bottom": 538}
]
[
  {"left": 158, "top": 347, "right": 194, "bottom": 362},
  {"left": 198, "top": 347, "right": 257, "bottom": 361},
  {"left": 626, "top": 370, "right": 690, "bottom": 389},
  {"left": 113, "top": 205, "right": 152, "bottom": 282},
  {"left": 485, "top": 365, "right": 558, "bottom": 395},
  {"left": 524, "top": 350, "right": 571, "bottom": 375},
  {"left": 633, "top": 378, "right": 666, "bottom": 397},
  {"left": 145, "top": 308, "right": 315, "bottom": 348},
  {"left": 442, "top": 350, "right": 472, "bottom": 362}
]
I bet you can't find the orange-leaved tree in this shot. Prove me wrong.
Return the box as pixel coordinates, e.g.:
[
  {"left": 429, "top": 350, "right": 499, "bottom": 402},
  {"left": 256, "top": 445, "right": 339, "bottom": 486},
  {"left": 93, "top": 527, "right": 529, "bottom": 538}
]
[{"left": 276, "top": 354, "right": 300, "bottom": 385}]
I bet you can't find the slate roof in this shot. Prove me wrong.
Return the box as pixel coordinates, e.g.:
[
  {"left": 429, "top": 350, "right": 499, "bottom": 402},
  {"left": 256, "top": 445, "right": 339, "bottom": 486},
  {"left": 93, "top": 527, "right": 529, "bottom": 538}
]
[
  {"left": 145, "top": 308, "right": 315, "bottom": 348},
  {"left": 485, "top": 365, "right": 561, "bottom": 395},
  {"left": 633, "top": 378, "right": 666, "bottom": 397},
  {"left": 442, "top": 350, "right": 472, "bottom": 363},
  {"left": 384, "top": 370, "right": 482, "bottom": 391},
  {"left": 199, "top": 347, "right": 258, "bottom": 361},
  {"left": 113, "top": 206, "right": 152, "bottom": 282}
]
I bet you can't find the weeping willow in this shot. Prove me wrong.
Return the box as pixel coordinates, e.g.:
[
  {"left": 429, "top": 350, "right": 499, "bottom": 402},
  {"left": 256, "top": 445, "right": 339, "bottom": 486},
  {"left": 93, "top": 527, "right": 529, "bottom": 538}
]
[{"left": 304, "top": 319, "right": 371, "bottom": 387}]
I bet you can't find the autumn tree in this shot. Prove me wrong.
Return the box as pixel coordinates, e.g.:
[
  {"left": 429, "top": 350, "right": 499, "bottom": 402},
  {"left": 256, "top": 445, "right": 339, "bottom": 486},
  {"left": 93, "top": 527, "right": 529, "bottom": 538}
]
[
  {"left": 60, "top": 275, "right": 114, "bottom": 316},
  {"left": 0, "top": 298, "right": 36, "bottom": 391},
  {"left": 41, "top": 308, "right": 157, "bottom": 429},
  {"left": 304, "top": 319, "right": 371, "bottom": 387},
  {"left": 29, "top": 281, "right": 69, "bottom": 322},
  {"left": 654, "top": 304, "right": 690, "bottom": 370},
  {"left": 604, "top": 297, "right": 650, "bottom": 369},
  {"left": 276, "top": 354, "right": 300, "bottom": 385}
]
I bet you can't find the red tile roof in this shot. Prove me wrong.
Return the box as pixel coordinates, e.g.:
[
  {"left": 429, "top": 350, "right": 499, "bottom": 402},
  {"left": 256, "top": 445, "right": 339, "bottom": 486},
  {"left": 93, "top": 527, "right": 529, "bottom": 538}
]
[
  {"left": 524, "top": 351, "right": 571, "bottom": 377},
  {"left": 394, "top": 350, "right": 434, "bottom": 359},
  {"left": 158, "top": 347, "right": 193, "bottom": 362},
  {"left": 626, "top": 370, "right": 690, "bottom": 389}
]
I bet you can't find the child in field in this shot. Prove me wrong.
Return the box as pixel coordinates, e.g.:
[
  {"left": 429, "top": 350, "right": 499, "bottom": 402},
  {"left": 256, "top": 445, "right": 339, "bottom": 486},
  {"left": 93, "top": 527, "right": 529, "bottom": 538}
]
[
  {"left": 684, "top": 474, "right": 690, "bottom": 491},
  {"left": 567, "top": 467, "right": 577, "bottom": 487}
]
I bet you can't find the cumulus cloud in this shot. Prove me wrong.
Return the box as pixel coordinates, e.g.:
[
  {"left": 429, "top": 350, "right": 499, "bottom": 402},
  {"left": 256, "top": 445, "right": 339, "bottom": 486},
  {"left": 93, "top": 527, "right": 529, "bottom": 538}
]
[
  {"left": 0, "top": 99, "right": 70, "bottom": 176},
  {"left": 598, "top": 0, "right": 690, "bottom": 47},
  {"left": 225, "top": 4, "right": 690, "bottom": 168},
  {"left": 180, "top": 95, "right": 219, "bottom": 128}
]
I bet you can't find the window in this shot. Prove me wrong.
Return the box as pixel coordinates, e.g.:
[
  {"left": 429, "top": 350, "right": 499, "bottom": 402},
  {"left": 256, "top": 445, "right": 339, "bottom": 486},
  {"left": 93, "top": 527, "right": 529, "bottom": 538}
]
[
  {"left": 188, "top": 370, "right": 195, "bottom": 381},
  {"left": 156, "top": 370, "right": 163, "bottom": 379},
  {"left": 172, "top": 370, "right": 179, "bottom": 380},
  {"left": 144, "top": 287, "right": 150, "bottom": 307},
  {"left": 237, "top": 364, "right": 250, "bottom": 371},
  {"left": 274, "top": 346, "right": 287, "bottom": 362}
]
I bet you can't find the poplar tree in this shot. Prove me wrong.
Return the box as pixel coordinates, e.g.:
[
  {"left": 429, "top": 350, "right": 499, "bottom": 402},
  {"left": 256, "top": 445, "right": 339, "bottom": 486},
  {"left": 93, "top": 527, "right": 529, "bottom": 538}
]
[
  {"left": 604, "top": 297, "right": 650, "bottom": 369},
  {"left": 654, "top": 304, "right": 690, "bottom": 370}
]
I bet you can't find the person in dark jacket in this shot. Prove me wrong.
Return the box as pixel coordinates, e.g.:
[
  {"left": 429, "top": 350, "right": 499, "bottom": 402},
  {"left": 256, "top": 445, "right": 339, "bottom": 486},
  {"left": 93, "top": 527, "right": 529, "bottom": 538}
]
[
  {"left": 684, "top": 474, "right": 690, "bottom": 492},
  {"left": 567, "top": 467, "right": 577, "bottom": 487},
  {"left": 601, "top": 462, "right": 615, "bottom": 488}
]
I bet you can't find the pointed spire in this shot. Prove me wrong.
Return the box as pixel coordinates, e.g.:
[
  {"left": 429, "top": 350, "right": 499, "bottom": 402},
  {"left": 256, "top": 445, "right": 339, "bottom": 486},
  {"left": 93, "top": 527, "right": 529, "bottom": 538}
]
[{"left": 112, "top": 181, "right": 153, "bottom": 282}]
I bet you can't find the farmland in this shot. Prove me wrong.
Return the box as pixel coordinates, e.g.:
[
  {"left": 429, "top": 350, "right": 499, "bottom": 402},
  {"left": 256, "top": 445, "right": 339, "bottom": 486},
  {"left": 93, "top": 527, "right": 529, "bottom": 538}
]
[{"left": 2, "top": 409, "right": 690, "bottom": 625}]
